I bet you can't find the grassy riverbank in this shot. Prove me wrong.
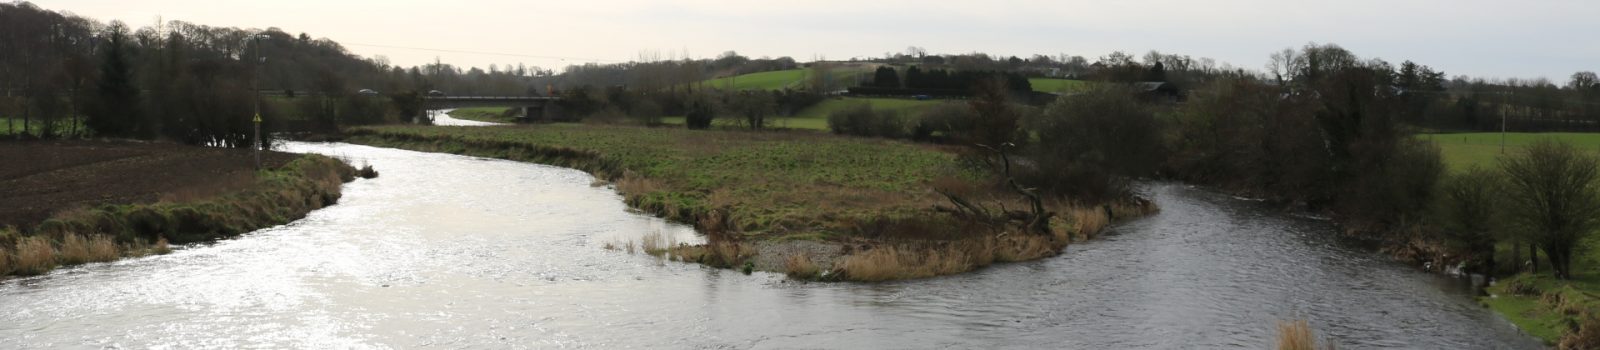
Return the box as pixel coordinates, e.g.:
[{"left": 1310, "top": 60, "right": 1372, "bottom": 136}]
[
  {"left": 1425, "top": 132, "right": 1600, "bottom": 345},
  {"left": 345, "top": 124, "right": 1151, "bottom": 281},
  {"left": 1484, "top": 272, "right": 1600, "bottom": 346},
  {"left": 0, "top": 143, "right": 357, "bottom": 277}
]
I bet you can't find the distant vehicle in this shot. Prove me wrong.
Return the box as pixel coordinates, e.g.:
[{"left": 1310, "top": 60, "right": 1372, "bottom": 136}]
[
  {"left": 357, "top": 89, "right": 379, "bottom": 95},
  {"left": 913, "top": 94, "right": 931, "bottom": 100},
  {"left": 427, "top": 90, "right": 446, "bottom": 96}
]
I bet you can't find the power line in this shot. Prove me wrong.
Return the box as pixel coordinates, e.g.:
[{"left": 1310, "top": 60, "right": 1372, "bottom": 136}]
[{"left": 340, "top": 42, "right": 617, "bottom": 63}]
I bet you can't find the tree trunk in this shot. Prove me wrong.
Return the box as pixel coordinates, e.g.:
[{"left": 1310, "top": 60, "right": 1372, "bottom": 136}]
[
  {"left": 1511, "top": 243, "right": 1521, "bottom": 273},
  {"left": 1529, "top": 244, "right": 1539, "bottom": 273},
  {"left": 1548, "top": 247, "right": 1572, "bottom": 280}
]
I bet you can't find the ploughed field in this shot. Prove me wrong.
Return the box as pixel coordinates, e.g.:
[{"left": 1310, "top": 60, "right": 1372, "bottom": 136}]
[{"left": 0, "top": 140, "right": 298, "bottom": 228}]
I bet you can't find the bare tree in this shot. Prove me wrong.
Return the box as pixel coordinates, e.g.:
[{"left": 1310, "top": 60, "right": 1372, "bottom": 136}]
[{"left": 1499, "top": 141, "right": 1600, "bottom": 280}]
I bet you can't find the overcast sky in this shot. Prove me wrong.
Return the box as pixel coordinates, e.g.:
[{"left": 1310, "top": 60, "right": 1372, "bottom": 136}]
[{"left": 29, "top": 0, "right": 1600, "bottom": 82}]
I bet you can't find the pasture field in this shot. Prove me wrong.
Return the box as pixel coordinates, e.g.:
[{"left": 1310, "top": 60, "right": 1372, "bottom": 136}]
[
  {"left": 347, "top": 124, "right": 965, "bottom": 236},
  {"left": 702, "top": 69, "right": 808, "bottom": 91},
  {"left": 700, "top": 66, "right": 872, "bottom": 91},
  {"left": 1424, "top": 132, "right": 1600, "bottom": 172}
]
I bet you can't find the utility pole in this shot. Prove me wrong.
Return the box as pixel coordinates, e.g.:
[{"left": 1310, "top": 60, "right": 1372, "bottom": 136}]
[
  {"left": 1501, "top": 108, "right": 1507, "bottom": 154},
  {"left": 252, "top": 34, "right": 265, "bottom": 170}
]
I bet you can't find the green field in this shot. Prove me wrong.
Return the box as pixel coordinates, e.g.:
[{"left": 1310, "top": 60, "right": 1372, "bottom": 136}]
[
  {"left": 347, "top": 124, "right": 964, "bottom": 237},
  {"left": 657, "top": 97, "right": 948, "bottom": 131},
  {"left": 0, "top": 118, "right": 85, "bottom": 137},
  {"left": 1425, "top": 132, "right": 1600, "bottom": 172},
  {"left": 1029, "top": 78, "right": 1093, "bottom": 93},
  {"left": 702, "top": 69, "right": 808, "bottom": 91},
  {"left": 447, "top": 107, "right": 518, "bottom": 123},
  {"left": 700, "top": 67, "right": 871, "bottom": 91}
]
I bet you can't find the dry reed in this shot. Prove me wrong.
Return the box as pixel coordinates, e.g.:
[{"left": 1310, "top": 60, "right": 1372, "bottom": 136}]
[
  {"left": 0, "top": 248, "right": 11, "bottom": 275},
  {"left": 86, "top": 235, "right": 120, "bottom": 263},
  {"left": 1275, "top": 319, "right": 1335, "bottom": 350},
  {"left": 784, "top": 254, "right": 820, "bottom": 279},
  {"left": 153, "top": 238, "right": 172, "bottom": 255},
  {"left": 57, "top": 234, "right": 92, "bottom": 265},
  {"left": 838, "top": 245, "right": 971, "bottom": 282},
  {"left": 13, "top": 236, "right": 56, "bottom": 275}
]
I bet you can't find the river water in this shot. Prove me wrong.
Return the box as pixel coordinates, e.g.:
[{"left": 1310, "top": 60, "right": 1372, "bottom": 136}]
[{"left": 0, "top": 142, "right": 1542, "bottom": 349}]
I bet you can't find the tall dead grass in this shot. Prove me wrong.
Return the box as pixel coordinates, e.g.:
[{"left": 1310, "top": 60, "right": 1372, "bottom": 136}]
[
  {"left": 836, "top": 233, "right": 1065, "bottom": 282},
  {"left": 784, "top": 254, "right": 821, "bottom": 279},
  {"left": 0, "top": 248, "right": 10, "bottom": 276},
  {"left": 1068, "top": 207, "right": 1110, "bottom": 241},
  {"left": 1275, "top": 319, "right": 1336, "bottom": 350},
  {"left": 13, "top": 236, "right": 56, "bottom": 275},
  {"left": 671, "top": 241, "right": 753, "bottom": 268}
]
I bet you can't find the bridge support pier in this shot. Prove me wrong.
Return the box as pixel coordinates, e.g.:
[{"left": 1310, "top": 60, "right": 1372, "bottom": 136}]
[{"left": 523, "top": 105, "right": 545, "bottom": 123}]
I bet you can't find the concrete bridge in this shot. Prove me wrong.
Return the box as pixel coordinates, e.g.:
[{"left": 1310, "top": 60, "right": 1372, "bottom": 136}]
[{"left": 423, "top": 96, "right": 565, "bottom": 123}]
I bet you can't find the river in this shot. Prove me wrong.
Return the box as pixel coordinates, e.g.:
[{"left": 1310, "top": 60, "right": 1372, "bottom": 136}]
[{"left": 0, "top": 141, "right": 1542, "bottom": 349}]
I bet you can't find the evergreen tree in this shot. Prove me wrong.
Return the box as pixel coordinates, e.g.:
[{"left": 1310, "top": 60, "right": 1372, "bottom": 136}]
[
  {"left": 872, "top": 66, "right": 900, "bottom": 88},
  {"left": 87, "top": 24, "right": 140, "bottom": 137}
]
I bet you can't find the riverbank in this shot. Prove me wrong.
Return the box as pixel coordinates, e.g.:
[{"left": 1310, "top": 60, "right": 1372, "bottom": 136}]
[
  {"left": 344, "top": 124, "right": 1154, "bottom": 281},
  {"left": 0, "top": 140, "right": 359, "bottom": 277}
]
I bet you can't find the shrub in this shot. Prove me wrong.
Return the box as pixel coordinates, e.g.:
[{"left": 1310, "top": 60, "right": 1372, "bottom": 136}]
[
  {"left": 357, "top": 164, "right": 379, "bottom": 179},
  {"left": 911, "top": 103, "right": 975, "bottom": 143},
  {"left": 1435, "top": 166, "right": 1504, "bottom": 276},
  {"left": 1026, "top": 86, "right": 1163, "bottom": 201},
  {"left": 684, "top": 93, "right": 718, "bottom": 130},
  {"left": 629, "top": 100, "right": 663, "bottom": 125},
  {"left": 1337, "top": 138, "right": 1444, "bottom": 230},
  {"left": 828, "top": 103, "right": 907, "bottom": 139}
]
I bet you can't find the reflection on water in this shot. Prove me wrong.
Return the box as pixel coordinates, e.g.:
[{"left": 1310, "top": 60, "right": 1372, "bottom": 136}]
[
  {"left": 430, "top": 108, "right": 504, "bottom": 126},
  {"left": 0, "top": 142, "right": 1540, "bottom": 349}
]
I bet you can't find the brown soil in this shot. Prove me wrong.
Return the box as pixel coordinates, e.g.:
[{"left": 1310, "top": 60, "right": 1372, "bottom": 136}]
[{"left": 0, "top": 140, "right": 299, "bottom": 229}]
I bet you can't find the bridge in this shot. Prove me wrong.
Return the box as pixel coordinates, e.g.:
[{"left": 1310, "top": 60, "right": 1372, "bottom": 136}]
[{"left": 422, "top": 96, "right": 566, "bottom": 123}]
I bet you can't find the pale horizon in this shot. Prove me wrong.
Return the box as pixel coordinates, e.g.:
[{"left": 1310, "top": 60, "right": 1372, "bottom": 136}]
[{"left": 26, "top": 0, "right": 1600, "bottom": 82}]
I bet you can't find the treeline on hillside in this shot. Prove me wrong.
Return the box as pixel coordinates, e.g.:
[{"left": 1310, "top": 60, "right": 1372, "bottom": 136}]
[
  {"left": 537, "top": 51, "right": 800, "bottom": 91},
  {"left": 862, "top": 66, "right": 1032, "bottom": 93},
  {"left": 0, "top": 2, "right": 543, "bottom": 142},
  {"left": 553, "top": 85, "right": 825, "bottom": 130}
]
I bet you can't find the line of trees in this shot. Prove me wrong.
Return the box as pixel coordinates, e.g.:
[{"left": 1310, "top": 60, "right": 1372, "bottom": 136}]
[
  {"left": 865, "top": 66, "right": 1032, "bottom": 93},
  {"left": 0, "top": 2, "right": 551, "bottom": 142}
]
